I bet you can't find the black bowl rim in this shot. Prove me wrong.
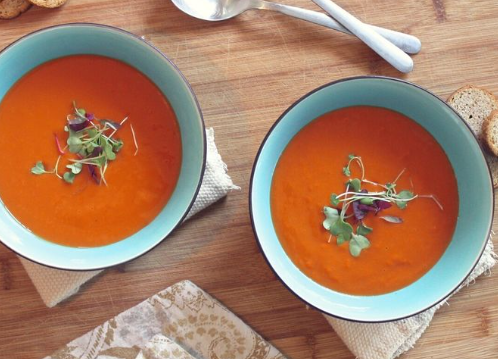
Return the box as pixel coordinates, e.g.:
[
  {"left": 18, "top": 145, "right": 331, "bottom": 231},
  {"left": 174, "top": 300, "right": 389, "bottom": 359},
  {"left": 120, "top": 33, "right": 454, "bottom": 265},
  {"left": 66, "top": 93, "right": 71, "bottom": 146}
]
[
  {"left": 249, "top": 75, "right": 495, "bottom": 323},
  {"left": 0, "top": 23, "right": 207, "bottom": 271}
]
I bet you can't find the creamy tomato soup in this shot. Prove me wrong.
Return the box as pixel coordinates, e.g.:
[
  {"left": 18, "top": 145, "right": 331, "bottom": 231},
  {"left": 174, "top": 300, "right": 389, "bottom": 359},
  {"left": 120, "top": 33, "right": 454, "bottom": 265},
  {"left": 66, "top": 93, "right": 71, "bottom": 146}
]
[
  {"left": 271, "top": 106, "right": 459, "bottom": 295},
  {"left": 0, "top": 55, "right": 182, "bottom": 247}
]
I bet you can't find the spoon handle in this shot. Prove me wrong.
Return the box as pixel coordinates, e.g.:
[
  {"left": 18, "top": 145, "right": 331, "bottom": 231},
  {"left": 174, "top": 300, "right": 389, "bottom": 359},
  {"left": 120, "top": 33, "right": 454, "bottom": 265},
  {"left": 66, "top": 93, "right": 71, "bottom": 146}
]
[
  {"left": 310, "top": 0, "right": 413, "bottom": 73},
  {"left": 257, "top": 1, "right": 420, "bottom": 54}
]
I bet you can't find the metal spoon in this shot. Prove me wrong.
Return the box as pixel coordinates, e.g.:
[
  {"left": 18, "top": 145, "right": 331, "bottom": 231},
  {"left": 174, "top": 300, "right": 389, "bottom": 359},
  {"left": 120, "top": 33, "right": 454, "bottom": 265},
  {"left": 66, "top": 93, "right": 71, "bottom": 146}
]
[
  {"left": 171, "top": 0, "right": 421, "bottom": 55},
  {"left": 312, "top": 0, "right": 413, "bottom": 73}
]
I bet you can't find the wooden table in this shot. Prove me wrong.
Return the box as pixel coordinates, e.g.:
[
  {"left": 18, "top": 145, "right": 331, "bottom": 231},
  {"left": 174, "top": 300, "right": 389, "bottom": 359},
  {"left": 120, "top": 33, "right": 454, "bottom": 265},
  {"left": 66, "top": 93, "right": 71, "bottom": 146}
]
[{"left": 1, "top": 1, "right": 498, "bottom": 358}]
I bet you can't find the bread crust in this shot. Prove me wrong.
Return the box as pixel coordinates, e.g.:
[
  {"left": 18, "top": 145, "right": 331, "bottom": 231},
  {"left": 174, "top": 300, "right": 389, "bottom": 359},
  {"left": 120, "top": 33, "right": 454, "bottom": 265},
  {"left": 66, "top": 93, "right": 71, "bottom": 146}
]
[
  {"left": 0, "top": 0, "right": 31, "bottom": 19},
  {"left": 28, "top": 0, "right": 67, "bottom": 8},
  {"left": 483, "top": 110, "right": 498, "bottom": 157},
  {"left": 447, "top": 85, "right": 498, "bottom": 107}
]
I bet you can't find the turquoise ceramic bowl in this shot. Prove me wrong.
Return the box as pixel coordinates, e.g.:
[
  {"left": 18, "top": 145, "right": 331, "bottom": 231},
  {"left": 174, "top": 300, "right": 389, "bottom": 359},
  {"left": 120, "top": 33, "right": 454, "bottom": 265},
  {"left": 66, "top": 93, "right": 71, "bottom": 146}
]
[
  {"left": 0, "top": 24, "right": 205, "bottom": 270},
  {"left": 250, "top": 77, "right": 493, "bottom": 322}
]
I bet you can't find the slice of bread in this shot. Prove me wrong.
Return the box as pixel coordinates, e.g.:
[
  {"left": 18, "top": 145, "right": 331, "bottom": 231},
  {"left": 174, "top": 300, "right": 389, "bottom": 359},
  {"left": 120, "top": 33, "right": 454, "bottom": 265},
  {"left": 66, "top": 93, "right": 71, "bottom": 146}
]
[
  {"left": 483, "top": 110, "right": 498, "bottom": 157},
  {"left": 0, "top": 0, "right": 31, "bottom": 19},
  {"left": 28, "top": 0, "right": 67, "bottom": 8},
  {"left": 447, "top": 85, "right": 498, "bottom": 139},
  {"left": 447, "top": 85, "right": 498, "bottom": 188}
]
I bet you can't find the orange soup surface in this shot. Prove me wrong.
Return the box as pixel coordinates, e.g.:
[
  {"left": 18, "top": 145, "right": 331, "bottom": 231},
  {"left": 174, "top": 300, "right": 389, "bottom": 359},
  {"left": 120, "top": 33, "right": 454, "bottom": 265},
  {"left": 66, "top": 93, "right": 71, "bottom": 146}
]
[
  {"left": 0, "top": 55, "right": 182, "bottom": 247},
  {"left": 271, "top": 106, "right": 459, "bottom": 295}
]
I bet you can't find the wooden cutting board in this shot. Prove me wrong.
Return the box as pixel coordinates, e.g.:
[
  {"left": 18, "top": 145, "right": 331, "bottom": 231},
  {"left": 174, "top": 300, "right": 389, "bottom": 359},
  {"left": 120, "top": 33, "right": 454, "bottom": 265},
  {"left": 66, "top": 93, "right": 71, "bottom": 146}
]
[{"left": 1, "top": 0, "right": 498, "bottom": 358}]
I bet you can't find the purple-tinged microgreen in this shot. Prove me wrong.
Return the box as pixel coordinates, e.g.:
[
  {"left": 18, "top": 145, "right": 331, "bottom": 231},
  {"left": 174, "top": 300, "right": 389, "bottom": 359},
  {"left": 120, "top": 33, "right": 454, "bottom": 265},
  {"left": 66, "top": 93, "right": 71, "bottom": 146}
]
[
  {"left": 31, "top": 101, "right": 138, "bottom": 185},
  {"left": 352, "top": 200, "right": 366, "bottom": 221},
  {"left": 322, "top": 154, "right": 442, "bottom": 257},
  {"left": 54, "top": 134, "right": 65, "bottom": 155},
  {"left": 376, "top": 200, "right": 392, "bottom": 211}
]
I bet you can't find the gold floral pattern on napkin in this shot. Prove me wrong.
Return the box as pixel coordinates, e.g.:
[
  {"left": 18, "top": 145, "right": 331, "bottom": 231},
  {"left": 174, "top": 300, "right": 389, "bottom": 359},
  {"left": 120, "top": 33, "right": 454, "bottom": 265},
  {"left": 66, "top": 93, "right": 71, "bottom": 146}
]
[
  {"left": 136, "top": 335, "right": 195, "bottom": 359},
  {"left": 46, "top": 280, "right": 285, "bottom": 359}
]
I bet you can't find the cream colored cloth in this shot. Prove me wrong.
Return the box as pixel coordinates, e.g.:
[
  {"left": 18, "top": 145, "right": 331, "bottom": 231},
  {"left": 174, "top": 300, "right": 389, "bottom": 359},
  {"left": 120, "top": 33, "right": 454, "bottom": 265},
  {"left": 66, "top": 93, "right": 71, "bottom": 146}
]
[
  {"left": 20, "top": 128, "right": 239, "bottom": 308},
  {"left": 45, "top": 280, "right": 285, "bottom": 359},
  {"left": 326, "top": 240, "right": 496, "bottom": 359},
  {"left": 136, "top": 335, "right": 195, "bottom": 359}
]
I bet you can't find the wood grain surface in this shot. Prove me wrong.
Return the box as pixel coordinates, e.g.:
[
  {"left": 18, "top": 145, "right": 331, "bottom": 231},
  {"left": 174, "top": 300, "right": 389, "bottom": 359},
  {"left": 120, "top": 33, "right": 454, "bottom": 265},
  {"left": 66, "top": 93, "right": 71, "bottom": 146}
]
[{"left": 1, "top": 0, "right": 498, "bottom": 358}]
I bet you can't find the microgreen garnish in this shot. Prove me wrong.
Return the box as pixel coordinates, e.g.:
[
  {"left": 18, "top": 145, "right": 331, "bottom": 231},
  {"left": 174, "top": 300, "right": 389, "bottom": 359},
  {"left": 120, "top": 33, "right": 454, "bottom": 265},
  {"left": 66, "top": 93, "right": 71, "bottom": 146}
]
[
  {"left": 30, "top": 102, "right": 139, "bottom": 185},
  {"left": 31, "top": 161, "right": 49, "bottom": 175},
  {"left": 380, "top": 215, "right": 403, "bottom": 224},
  {"left": 322, "top": 154, "right": 442, "bottom": 257}
]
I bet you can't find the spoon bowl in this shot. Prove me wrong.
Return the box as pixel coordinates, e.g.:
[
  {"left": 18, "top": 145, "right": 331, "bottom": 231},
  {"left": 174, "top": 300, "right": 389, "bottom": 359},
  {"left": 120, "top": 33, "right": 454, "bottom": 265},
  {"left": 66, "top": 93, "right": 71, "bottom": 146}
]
[
  {"left": 171, "top": 0, "right": 250, "bottom": 21},
  {"left": 170, "top": 0, "right": 421, "bottom": 55}
]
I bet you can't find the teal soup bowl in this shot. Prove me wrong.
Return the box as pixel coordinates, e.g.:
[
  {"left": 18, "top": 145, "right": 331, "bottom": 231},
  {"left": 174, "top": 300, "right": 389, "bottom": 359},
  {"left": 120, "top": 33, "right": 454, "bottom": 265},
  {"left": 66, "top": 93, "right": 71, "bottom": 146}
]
[
  {"left": 0, "top": 24, "right": 205, "bottom": 270},
  {"left": 250, "top": 76, "right": 493, "bottom": 322}
]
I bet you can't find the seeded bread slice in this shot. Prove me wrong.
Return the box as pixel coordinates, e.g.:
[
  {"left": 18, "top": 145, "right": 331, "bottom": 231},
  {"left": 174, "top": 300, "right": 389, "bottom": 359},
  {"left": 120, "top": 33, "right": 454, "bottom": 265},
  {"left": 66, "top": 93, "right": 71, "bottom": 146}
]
[
  {"left": 447, "top": 85, "right": 498, "bottom": 188},
  {"left": 0, "top": 0, "right": 31, "bottom": 19},
  {"left": 483, "top": 110, "right": 498, "bottom": 157},
  {"left": 28, "top": 0, "right": 67, "bottom": 8}
]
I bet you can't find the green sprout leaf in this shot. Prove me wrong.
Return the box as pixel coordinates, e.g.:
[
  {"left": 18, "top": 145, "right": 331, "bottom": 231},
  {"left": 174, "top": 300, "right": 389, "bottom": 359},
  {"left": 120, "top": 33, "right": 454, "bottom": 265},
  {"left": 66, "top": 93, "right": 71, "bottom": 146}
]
[
  {"left": 322, "top": 153, "right": 440, "bottom": 257},
  {"left": 112, "top": 139, "right": 124, "bottom": 153},
  {"left": 359, "top": 197, "right": 375, "bottom": 205},
  {"left": 66, "top": 162, "right": 83, "bottom": 175},
  {"left": 67, "top": 136, "right": 83, "bottom": 153},
  {"left": 330, "top": 194, "right": 340, "bottom": 206},
  {"left": 349, "top": 234, "right": 370, "bottom": 257},
  {"left": 337, "top": 233, "right": 348, "bottom": 245},
  {"left": 398, "top": 190, "right": 414, "bottom": 199},
  {"left": 323, "top": 207, "right": 340, "bottom": 231},
  {"left": 347, "top": 178, "right": 361, "bottom": 192},
  {"left": 63, "top": 172, "right": 75, "bottom": 184},
  {"left": 349, "top": 241, "right": 361, "bottom": 257},
  {"left": 396, "top": 190, "right": 415, "bottom": 209},
  {"left": 86, "top": 128, "right": 98, "bottom": 138},
  {"left": 31, "top": 161, "right": 47, "bottom": 175},
  {"left": 357, "top": 223, "right": 373, "bottom": 236},
  {"left": 330, "top": 219, "right": 353, "bottom": 241},
  {"left": 380, "top": 215, "right": 403, "bottom": 224},
  {"left": 104, "top": 140, "right": 116, "bottom": 161},
  {"left": 30, "top": 101, "right": 136, "bottom": 186}
]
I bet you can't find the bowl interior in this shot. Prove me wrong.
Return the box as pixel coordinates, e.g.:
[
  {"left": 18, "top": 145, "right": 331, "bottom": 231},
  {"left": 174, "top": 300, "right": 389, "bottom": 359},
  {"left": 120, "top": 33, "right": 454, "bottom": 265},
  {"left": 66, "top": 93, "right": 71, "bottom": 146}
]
[
  {"left": 251, "top": 77, "right": 493, "bottom": 322},
  {"left": 0, "top": 24, "right": 205, "bottom": 270}
]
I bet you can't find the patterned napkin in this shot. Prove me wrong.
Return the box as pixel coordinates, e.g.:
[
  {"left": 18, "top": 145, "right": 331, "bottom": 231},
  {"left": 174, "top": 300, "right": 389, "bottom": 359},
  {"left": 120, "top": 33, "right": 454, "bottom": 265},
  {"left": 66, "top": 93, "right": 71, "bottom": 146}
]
[
  {"left": 135, "top": 335, "right": 195, "bottom": 359},
  {"left": 45, "top": 280, "right": 284, "bottom": 359},
  {"left": 19, "top": 128, "right": 239, "bottom": 308}
]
